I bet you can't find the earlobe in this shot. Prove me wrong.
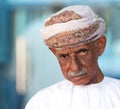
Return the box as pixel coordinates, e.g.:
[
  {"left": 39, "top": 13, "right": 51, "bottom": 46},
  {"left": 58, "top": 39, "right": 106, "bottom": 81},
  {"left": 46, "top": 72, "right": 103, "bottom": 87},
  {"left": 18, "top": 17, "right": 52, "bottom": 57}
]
[{"left": 97, "top": 36, "right": 106, "bottom": 56}]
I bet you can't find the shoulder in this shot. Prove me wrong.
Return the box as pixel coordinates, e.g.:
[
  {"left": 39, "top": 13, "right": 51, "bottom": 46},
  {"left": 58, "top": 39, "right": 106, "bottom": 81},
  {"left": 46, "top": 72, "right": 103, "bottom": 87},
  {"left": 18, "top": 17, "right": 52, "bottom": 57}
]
[
  {"left": 104, "top": 76, "right": 120, "bottom": 84},
  {"left": 90, "top": 76, "right": 120, "bottom": 93},
  {"left": 37, "top": 79, "right": 73, "bottom": 94},
  {"left": 25, "top": 80, "right": 73, "bottom": 109},
  {"left": 103, "top": 76, "right": 120, "bottom": 107},
  {"left": 102, "top": 76, "right": 120, "bottom": 91}
]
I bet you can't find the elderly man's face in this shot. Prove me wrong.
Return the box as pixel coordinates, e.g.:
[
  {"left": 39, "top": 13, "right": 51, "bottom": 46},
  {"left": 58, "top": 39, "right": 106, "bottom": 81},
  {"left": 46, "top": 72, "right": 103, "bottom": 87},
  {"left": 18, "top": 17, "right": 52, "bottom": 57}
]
[{"left": 50, "top": 36, "right": 106, "bottom": 85}]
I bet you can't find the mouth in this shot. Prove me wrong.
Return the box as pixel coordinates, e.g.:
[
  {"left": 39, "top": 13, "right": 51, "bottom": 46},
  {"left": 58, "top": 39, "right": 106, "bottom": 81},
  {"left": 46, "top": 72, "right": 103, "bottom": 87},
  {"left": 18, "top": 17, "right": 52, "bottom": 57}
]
[{"left": 68, "top": 72, "right": 89, "bottom": 85}]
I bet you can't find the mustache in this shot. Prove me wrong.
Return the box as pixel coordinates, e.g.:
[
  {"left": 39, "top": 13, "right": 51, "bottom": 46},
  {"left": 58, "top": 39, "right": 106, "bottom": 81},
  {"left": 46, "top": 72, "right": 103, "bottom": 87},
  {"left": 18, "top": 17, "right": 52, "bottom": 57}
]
[{"left": 68, "top": 68, "right": 87, "bottom": 78}]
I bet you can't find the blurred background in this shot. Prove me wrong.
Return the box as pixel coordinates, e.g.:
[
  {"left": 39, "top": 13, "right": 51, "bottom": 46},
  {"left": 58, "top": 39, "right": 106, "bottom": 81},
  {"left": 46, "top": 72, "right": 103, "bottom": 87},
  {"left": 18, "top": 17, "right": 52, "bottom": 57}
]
[{"left": 0, "top": 0, "right": 120, "bottom": 109}]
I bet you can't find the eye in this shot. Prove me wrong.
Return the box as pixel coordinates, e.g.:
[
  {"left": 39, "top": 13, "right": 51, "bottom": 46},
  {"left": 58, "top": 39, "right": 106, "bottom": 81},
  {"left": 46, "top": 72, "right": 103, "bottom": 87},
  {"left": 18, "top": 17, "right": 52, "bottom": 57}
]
[
  {"left": 59, "top": 54, "right": 68, "bottom": 59},
  {"left": 76, "top": 48, "right": 89, "bottom": 56}
]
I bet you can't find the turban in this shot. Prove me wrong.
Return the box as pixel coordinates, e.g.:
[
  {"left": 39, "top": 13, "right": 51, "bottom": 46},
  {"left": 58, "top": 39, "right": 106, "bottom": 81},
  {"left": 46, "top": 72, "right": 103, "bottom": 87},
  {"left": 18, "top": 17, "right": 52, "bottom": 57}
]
[{"left": 40, "top": 5, "right": 106, "bottom": 50}]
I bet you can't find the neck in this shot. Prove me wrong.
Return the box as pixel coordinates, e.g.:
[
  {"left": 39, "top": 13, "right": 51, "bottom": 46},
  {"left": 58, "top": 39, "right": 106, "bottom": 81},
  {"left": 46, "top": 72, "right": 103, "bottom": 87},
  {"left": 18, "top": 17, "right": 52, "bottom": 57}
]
[{"left": 88, "top": 68, "right": 104, "bottom": 85}]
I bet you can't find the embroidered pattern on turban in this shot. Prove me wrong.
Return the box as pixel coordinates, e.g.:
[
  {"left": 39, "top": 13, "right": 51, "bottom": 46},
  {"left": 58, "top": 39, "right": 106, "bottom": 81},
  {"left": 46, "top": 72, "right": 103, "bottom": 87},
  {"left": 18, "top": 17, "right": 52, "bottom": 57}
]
[{"left": 40, "top": 5, "right": 106, "bottom": 49}]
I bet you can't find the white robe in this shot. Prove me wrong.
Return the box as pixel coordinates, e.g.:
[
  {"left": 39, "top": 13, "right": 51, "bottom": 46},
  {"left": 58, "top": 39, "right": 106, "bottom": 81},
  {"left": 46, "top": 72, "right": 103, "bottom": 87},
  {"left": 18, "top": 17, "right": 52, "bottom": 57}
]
[{"left": 25, "top": 76, "right": 120, "bottom": 109}]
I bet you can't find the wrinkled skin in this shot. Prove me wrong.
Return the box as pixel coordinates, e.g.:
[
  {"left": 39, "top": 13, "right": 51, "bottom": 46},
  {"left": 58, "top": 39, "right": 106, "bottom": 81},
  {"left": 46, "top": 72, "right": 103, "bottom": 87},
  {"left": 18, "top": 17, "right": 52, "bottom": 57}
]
[{"left": 50, "top": 36, "right": 106, "bottom": 85}]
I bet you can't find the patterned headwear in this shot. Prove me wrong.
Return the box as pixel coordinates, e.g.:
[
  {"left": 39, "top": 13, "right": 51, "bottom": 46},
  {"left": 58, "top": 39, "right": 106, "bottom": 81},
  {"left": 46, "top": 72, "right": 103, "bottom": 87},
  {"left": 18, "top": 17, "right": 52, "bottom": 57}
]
[{"left": 40, "top": 5, "right": 106, "bottom": 50}]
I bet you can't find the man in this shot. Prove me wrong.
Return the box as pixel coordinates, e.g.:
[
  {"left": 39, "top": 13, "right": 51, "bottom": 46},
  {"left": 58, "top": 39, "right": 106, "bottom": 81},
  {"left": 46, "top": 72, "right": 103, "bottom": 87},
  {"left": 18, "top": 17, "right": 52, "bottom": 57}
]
[{"left": 25, "top": 5, "right": 120, "bottom": 109}]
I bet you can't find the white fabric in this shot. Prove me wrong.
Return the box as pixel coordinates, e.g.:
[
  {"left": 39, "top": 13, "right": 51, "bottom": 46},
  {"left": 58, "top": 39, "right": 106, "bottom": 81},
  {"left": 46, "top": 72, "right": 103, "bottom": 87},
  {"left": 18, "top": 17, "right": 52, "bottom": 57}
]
[
  {"left": 40, "top": 5, "right": 105, "bottom": 40},
  {"left": 25, "top": 76, "right": 120, "bottom": 109}
]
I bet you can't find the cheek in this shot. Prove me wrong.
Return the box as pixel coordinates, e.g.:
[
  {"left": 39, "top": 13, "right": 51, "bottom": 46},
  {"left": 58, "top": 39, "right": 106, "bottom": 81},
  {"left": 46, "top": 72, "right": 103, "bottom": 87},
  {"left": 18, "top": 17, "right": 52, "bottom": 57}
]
[
  {"left": 59, "top": 61, "right": 69, "bottom": 78},
  {"left": 81, "top": 54, "right": 98, "bottom": 72},
  {"left": 87, "top": 58, "right": 98, "bottom": 74}
]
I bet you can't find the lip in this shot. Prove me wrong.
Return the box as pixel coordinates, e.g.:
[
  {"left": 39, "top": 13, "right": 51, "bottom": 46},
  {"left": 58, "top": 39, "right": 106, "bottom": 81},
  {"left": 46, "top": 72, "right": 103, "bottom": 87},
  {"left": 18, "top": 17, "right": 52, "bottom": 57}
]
[
  {"left": 68, "top": 74, "right": 89, "bottom": 85},
  {"left": 69, "top": 73, "right": 87, "bottom": 81}
]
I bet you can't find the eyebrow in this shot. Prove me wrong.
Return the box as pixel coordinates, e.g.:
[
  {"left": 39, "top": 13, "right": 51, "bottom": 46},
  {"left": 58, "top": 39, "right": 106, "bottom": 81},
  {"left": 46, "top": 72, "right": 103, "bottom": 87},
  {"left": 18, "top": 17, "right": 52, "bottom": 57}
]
[{"left": 57, "top": 46, "right": 89, "bottom": 56}]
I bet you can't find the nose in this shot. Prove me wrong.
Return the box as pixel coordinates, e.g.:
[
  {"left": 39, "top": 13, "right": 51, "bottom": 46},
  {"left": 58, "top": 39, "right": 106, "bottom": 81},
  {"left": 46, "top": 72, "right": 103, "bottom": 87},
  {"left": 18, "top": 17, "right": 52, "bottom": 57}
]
[{"left": 69, "top": 54, "right": 81, "bottom": 73}]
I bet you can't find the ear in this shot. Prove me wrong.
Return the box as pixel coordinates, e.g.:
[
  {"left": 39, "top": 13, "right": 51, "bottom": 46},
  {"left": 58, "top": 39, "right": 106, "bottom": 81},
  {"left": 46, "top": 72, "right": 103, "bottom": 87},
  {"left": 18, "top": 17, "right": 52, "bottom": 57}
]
[
  {"left": 95, "top": 36, "right": 106, "bottom": 56},
  {"left": 49, "top": 47, "right": 56, "bottom": 55}
]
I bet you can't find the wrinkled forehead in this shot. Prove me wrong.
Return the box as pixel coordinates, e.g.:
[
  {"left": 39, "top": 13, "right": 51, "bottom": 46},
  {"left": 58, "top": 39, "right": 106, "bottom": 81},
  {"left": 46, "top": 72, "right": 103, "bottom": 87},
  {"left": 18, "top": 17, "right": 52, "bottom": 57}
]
[{"left": 52, "top": 40, "right": 96, "bottom": 54}]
